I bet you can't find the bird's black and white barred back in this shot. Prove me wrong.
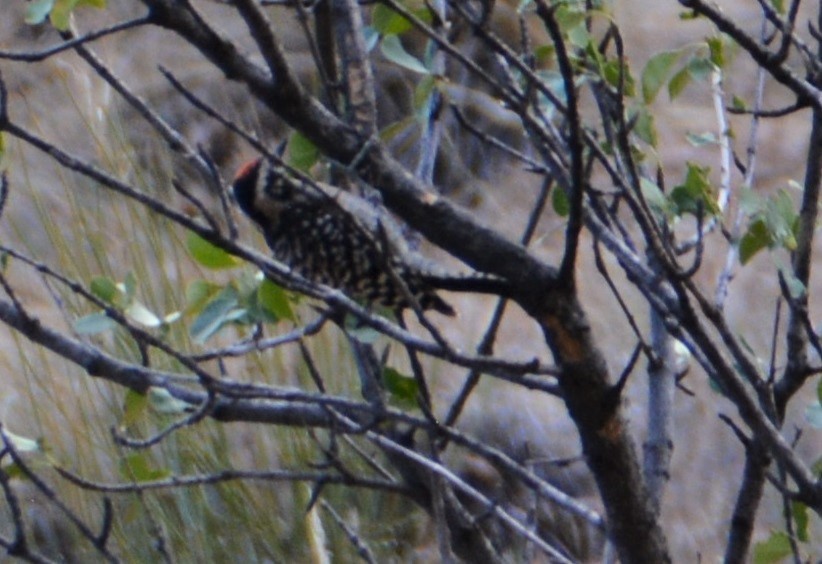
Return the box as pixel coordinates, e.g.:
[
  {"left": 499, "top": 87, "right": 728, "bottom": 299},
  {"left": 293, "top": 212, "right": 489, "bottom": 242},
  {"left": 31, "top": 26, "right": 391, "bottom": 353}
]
[{"left": 231, "top": 158, "right": 463, "bottom": 316}]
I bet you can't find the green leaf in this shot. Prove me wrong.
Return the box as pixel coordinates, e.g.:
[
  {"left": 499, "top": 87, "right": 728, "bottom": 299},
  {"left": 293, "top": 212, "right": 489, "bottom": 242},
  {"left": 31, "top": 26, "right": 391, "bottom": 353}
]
[
  {"left": 669, "top": 162, "right": 718, "bottom": 216},
  {"left": 189, "top": 286, "right": 244, "bottom": 343},
  {"left": 602, "top": 60, "right": 636, "bottom": 97},
  {"left": 765, "top": 189, "right": 798, "bottom": 250},
  {"left": 686, "top": 132, "right": 718, "bottom": 147},
  {"left": 258, "top": 278, "right": 295, "bottom": 322},
  {"left": 74, "top": 312, "right": 117, "bottom": 334},
  {"left": 371, "top": 4, "right": 413, "bottom": 35},
  {"left": 190, "top": 307, "right": 242, "bottom": 344},
  {"left": 752, "top": 531, "right": 792, "bottom": 564},
  {"left": 380, "top": 35, "right": 429, "bottom": 74},
  {"left": 641, "top": 50, "right": 683, "bottom": 103},
  {"left": 633, "top": 108, "right": 657, "bottom": 147},
  {"left": 669, "top": 188, "right": 699, "bottom": 215},
  {"left": 738, "top": 188, "right": 799, "bottom": 266},
  {"left": 555, "top": 5, "right": 589, "bottom": 48},
  {"left": 781, "top": 268, "right": 806, "bottom": 302},
  {"left": 121, "top": 389, "right": 148, "bottom": 428},
  {"left": 413, "top": 74, "right": 437, "bottom": 113},
  {"left": 554, "top": 5, "right": 587, "bottom": 32},
  {"left": 731, "top": 95, "right": 748, "bottom": 111},
  {"left": 90, "top": 276, "right": 119, "bottom": 304},
  {"left": 707, "top": 36, "right": 725, "bottom": 68},
  {"left": 243, "top": 286, "right": 274, "bottom": 324},
  {"left": 237, "top": 269, "right": 264, "bottom": 299},
  {"left": 383, "top": 367, "right": 419, "bottom": 408},
  {"left": 687, "top": 56, "right": 716, "bottom": 82},
  {"left": 50, "top": 0, "right": 107, "bottom": 31},
  {"left": 119, "top": 453, "right": 170, "bottom": 483},
  {"left": 771, "top": 0, "right": 785, "bottom": 14},
  {"left": 534, "top": 44, "right": 555, "bottom": 65},
  {"left": 362, "top": 25, "right": 380, "bottom": 52},
  {"left": 739, "top": 186, "right": 763, "bottom": 215},
  {"left": 186, "top": 232, "right": 241, "bottom": 270},
  {"left": 25, "top": 0, "right": 55, "bottom": 24},
  {"left": 640, "top": 178, "right": 669, "bottom": 216},
  {"left": 667, "top": 66, "right": 692, "bottom": 100},
  {"left": 122, "top": 271, "right": 137, "bottom": 300},
  {"left": 288, "top": 131, "right": 319, "bottom": 171},
  {"left": 791, "top": 501, "right": 809, "bottom": 542},
  {"left": 739, "top": 219, "right": 770, "bottom": 265},
  {"left": 186, "top": 279, "right": 222, "bottom": 312},
  {"left": 552, "top": 187, "right": 570, "bottom": 217},
  {"left": 368, "top": 2, "right": 434, "bottom": 35},
  {"left": 567, "top": 24, "right": 591, "bottom": 49}
]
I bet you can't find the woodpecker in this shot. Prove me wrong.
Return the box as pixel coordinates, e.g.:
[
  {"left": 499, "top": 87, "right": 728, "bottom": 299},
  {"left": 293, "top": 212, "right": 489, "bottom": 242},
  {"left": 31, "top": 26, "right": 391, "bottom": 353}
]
[{"left": 232, "top": 158, "right": 471, "bottom": 315}]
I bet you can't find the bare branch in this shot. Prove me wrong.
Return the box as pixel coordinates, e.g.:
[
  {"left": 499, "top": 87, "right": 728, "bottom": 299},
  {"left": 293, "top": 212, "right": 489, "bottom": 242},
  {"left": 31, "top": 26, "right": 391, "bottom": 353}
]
[
  {"left": 0, "top": 15, "right": 151, "bottom": 61},
  {"left": 679, "top": 0, "right": 822, "bottom": 109}
]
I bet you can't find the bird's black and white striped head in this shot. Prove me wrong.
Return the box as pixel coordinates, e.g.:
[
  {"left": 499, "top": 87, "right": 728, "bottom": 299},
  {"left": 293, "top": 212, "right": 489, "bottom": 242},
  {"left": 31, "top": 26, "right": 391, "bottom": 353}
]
[{"left": 231, "top": 158, "right": 301, "bottom": 228}]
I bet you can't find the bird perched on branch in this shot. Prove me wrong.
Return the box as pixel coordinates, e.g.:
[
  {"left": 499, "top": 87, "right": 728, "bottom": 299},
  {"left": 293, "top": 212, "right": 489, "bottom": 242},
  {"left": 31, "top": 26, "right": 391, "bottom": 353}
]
[{"left": 231, "top": 158, "right": 508, "bottom": 316}]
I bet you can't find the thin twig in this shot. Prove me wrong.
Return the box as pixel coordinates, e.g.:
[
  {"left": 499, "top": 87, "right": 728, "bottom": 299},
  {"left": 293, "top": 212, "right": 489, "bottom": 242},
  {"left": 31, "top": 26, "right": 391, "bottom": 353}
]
[
  {"left": 0, "top": 15, "right": 151, "bottom": 61},
  {"left": 320, "top": 500, "right": 378, "bottom": 564},
  {"left": 56, "top": 464, "right": 406, "bottom": 495}
]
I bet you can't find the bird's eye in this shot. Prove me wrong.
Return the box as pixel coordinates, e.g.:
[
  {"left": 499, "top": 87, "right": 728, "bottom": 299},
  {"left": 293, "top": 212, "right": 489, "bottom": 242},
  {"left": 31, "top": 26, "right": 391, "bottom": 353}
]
[{"left": 265, "top": 171, "right": 293, "bottom": 201}]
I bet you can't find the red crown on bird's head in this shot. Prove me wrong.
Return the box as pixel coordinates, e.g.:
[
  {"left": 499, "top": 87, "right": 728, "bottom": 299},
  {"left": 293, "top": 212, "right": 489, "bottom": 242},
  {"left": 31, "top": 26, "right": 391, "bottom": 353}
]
[{"left": 233, "top": 157, "right": 262, "bottom": 184}]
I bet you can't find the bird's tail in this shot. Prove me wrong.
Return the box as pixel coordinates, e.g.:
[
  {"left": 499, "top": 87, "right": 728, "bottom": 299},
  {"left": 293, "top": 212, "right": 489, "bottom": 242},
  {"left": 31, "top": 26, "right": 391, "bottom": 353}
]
[{"left": 421, "top": 273, "right": 512, "bottom": 298}]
